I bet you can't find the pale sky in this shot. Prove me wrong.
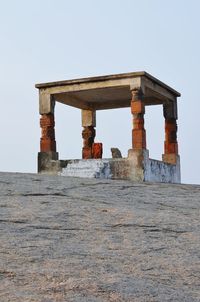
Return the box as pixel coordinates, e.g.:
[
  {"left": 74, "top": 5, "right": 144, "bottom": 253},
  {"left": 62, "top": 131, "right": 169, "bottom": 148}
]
[{"left": 0, "top": 0, "right": 199, "bottom": 184}]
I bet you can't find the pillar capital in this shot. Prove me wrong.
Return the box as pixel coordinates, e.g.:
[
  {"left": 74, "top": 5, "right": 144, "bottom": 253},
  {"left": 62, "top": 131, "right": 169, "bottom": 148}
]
[
  {"left": 163, "top": 100, "right": 177, "bottom": 120},
  {"left": 131, "top": 87, "right": 145, "bottom": 115},
  {"left": 131, "top": 87, "right": 144, "bottom": 101},
  {"left": 81, "top": 109, "right": 96, "bottom": 127},
  {"left": 39, "top": 92, "right": 55, "bottom": 115}
]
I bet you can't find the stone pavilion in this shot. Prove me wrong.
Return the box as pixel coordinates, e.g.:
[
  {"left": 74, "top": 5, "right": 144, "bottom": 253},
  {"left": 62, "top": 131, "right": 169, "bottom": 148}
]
[{"left": 35, "top": 71, "right": 181, "bottom": 183}]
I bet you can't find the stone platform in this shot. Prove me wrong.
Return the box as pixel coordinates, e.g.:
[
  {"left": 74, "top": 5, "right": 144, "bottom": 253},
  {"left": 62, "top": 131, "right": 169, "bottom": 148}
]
[
  {"left": 0, "top": 172, "right": 199, "bottom": 301},
  {"left": 39, "top": 151, "right": 181, "bottom": 183}
]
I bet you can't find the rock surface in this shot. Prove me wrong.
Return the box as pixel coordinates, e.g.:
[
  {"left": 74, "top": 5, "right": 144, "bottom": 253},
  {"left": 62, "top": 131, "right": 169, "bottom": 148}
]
[{"left": 0, "top": 172, "right": 200, "bottom": 302}]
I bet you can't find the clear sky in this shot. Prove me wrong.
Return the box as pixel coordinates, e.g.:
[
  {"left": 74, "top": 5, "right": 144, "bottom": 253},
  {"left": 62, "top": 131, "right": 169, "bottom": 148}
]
[{"left": 0, "top": 0, "right": 199, "bottom": 184}]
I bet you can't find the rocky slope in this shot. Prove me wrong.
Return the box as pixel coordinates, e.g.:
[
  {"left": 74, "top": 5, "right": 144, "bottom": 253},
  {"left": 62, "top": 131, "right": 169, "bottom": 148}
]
[{"left": 0, "top": 172, "right": 200, "bottom": 301}]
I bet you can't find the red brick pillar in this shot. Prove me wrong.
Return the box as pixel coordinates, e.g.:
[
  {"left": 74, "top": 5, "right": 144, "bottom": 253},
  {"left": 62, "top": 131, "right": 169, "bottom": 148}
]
[
  {"left": 40, "top": 113, "right": 56, "bottom": 152},
  {"left": 163, "top": 118, "right": 178, "bottom": 164},
  {"left": 82, "top": 126, "right": 96, "bottom": 159},
  {"left": 131, "top": 88, "right": 146, "bottom": 150},
  {"left": 82, "top": 109, "right": 96, "bottom": 159},
  {"left": 162, "top": 100, "right": 178, "bottom": 164}
]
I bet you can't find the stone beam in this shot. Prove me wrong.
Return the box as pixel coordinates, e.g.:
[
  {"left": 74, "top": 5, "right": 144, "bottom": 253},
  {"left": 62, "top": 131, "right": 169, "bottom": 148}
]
[{"left": 39, "top": 91, "right": 55, "bottom": 115}]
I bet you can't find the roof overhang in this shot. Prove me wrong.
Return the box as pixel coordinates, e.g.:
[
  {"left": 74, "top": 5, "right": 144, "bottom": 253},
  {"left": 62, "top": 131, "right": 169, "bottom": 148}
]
[{"left": 36, "top": 71, "right": 181, "bottom": 110}]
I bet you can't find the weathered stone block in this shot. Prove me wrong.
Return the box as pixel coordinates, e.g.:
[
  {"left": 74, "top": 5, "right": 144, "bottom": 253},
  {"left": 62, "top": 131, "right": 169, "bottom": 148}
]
[
  {"left": 38, "top": 151, "right": 59, "bottom": 173},
  {"left": 111, "top": 148, "right": 122, "bottom": 158},
  {"left": 162, "top": 153, "right": 178, "bottom": 164},
  {"left": 39, "top": 92, "right": 55, "bottom": 115},
  {"left": 82, "top": 110, "right": 96, "bottom": 127},
  {"left": 92, "top": 143, "right": 103, "bottom": 159}
]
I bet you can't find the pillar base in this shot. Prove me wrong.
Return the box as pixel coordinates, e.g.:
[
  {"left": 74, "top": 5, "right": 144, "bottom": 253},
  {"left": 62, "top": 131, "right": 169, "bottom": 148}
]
[
  {"left": 38, "top": 151, "right": 59, "bottom": 173},
  {"left": 127, "top": 150, "right": 180, "bottom": 183},
  {"left": 128, "top": 148, "right": 149, "bottom": 164},
  {"left": 128, "top": 149, "right": 149, "bottom": 182},
  {"left": 162, "top": 154, "right": 179, "bottom": 164}
]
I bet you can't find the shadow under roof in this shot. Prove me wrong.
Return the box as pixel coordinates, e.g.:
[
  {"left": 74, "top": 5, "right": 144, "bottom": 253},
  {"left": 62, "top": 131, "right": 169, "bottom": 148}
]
[{"left": 36, "top": 71, "right": 181, "bottom": 110}]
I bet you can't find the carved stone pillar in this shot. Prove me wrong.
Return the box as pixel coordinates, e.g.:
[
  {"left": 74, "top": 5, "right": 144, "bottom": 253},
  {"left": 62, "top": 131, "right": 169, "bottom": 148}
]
[
  {"left": 38, "top": 93, "right": 58, "bottom": 173},
  {"left": 131, "top": 88, "right": 146, "bottom": 150},
  {"left": 163, "top": 118, "right": 178, "bottom": 164},
  {"left": 162, "top": 100, "right": 178, "bottom": 164},
  {"left": 82, "top": 126, "right": 96, "bottom": 159},
  {"left": 40, "top": 113, "right": 56, "bottom": 152},
  {"left": 82, "top": 110, "right": 96, "bottom": 159}
]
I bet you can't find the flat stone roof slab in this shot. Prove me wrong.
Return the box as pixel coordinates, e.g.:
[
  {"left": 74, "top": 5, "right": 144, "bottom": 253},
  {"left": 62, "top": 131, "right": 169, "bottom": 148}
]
[{"left": 36, "top": 71, "right": 181, "bottom": 110}]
